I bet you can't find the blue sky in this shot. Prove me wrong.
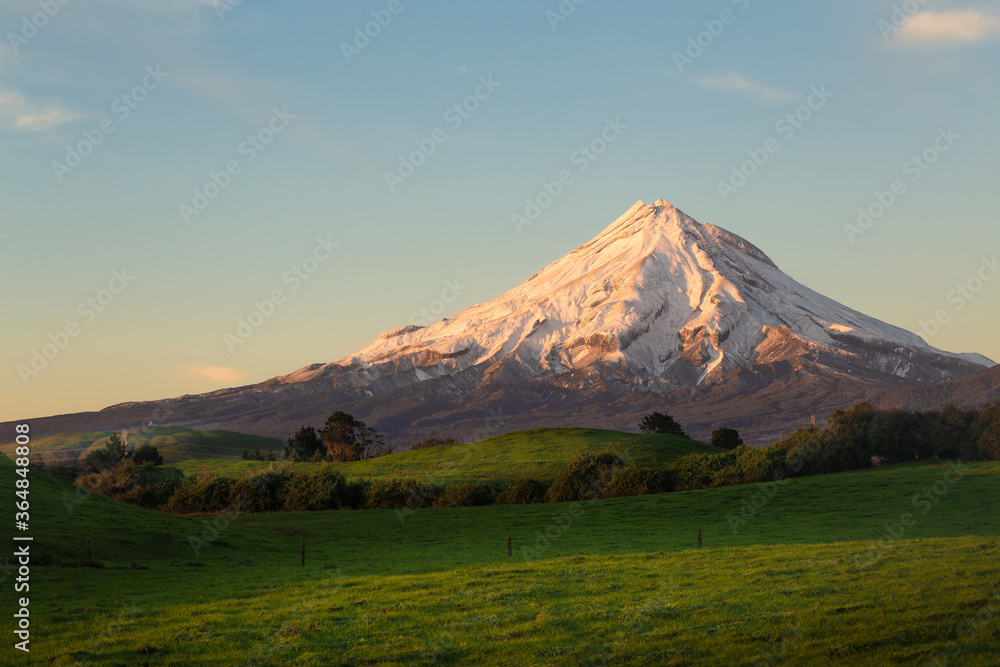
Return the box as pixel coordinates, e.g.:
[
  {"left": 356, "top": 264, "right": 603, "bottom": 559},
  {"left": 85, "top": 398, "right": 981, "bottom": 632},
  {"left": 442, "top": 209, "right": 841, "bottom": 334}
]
[{"left": 2, "top": 0, "right": 999, "bottom": 421}]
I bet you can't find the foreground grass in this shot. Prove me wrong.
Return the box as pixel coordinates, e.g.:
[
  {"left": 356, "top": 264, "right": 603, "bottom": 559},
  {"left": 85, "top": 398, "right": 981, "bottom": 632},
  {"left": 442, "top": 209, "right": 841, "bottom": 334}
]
[
  {"left": 30, "top": 539, "right": 1000, "bottom": 665},
  {"left": 173, "top": 427, "right": 720, "bottom": 484},
  {"left": 9, "top": 457, "right": 1000, "bottom": 664}
]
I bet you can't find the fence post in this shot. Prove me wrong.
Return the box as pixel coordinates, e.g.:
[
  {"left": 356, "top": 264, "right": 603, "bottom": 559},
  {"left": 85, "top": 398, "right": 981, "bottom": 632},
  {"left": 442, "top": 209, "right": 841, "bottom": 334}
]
[
  {"left": 507, "top": 535, "right": 512, "bottom": 557},
  {"left": 697, "top": 529, "right": 702, "bottom": 549}
]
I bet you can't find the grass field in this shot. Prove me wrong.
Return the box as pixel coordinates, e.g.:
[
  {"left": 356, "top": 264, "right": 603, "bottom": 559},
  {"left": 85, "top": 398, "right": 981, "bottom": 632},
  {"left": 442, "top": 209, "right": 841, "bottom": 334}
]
[
  {"left": 7, "top": 450, "right": 1000, "bottom": 664},
  {"left": 0, "top": 426, "right": 283, "bottom": 466},
  {"left": 173, "top": 427, "right": 721, "bottom": 484}
]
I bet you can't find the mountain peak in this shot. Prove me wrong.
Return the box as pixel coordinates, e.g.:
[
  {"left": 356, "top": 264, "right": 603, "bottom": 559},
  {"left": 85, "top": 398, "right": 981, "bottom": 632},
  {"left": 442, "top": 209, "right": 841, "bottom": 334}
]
[
  {"left": 333, "top": 198, "right": 991, "bottom": 389},
  {"left": 584, "top": 198, "right": 701, "bottom": 258}
]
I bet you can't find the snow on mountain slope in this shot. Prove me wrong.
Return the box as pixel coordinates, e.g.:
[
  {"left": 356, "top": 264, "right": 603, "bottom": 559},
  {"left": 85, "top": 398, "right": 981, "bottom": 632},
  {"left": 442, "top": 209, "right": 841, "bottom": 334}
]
[
  {"left": 16, "top": 198, "right": 995, "bottom": 446},
  {"left": 281, "top": 200, "right": 993, "bottom": 390}
]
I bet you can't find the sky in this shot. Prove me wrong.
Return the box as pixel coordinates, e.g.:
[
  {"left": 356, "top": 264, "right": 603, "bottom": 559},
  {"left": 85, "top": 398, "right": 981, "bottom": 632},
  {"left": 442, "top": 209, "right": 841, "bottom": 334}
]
[{"left": 1, "top": 0, "right": 999, "bottom": 422}]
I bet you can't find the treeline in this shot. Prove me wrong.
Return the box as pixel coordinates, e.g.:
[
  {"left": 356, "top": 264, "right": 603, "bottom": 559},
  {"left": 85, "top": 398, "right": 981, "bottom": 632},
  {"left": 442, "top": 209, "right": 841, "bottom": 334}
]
[
  {"left": 69, "top": 449, "right": 670, "bottom": 514},
  {"left": 52, "top": 402, "right": 1000, "bottom": 515},
  {"left": 242, "top": 411, "right": 392, "bottom": 462},
  {"left": 671, "top": 401, "right": 1000, "bottom": 491}
]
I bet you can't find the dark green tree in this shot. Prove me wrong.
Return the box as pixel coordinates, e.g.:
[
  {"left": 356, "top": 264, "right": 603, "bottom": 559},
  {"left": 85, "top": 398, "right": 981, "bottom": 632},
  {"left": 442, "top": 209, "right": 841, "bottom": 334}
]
[
  {"left": 868, "top": 409, "right": 923, "bottom": 461},
  {"left": 828, "top": 402, "right": 877, "bottom": 442},
  {"left": 321, "top": 411, "right": 391, "bottom": 462},
  {"left": 639, "top": 412, "right": 687, "bottom": 437},
  {"left": 132, "top": 443, "right": 163, "bottom": 466},
  {"left": 926, "top": 404, "right": 978, "bottom": 459},
  {"left": 976, "top": 403, "right": 1000, "bottom": 461},
  {"left": 285, "top": 426, "right": 322, "bottom": 461},
  {"left": 84, "top": 431, "right": 134, "bottom": 471},
  {"left": 711, "top": 428, "right": 744, "bottom": 450}
]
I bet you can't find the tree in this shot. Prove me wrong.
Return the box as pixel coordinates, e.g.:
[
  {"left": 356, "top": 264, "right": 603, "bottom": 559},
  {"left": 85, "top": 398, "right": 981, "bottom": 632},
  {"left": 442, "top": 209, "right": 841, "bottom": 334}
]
[
  {"left": 285, "top": 426, "right": 323, "bottom": 461},
  {"left": 639, "top": 412, "right": 687, "bottom": 437},
  {"left": 828, "top": 402, "right": 877, "bottom": 442},
  {"left": 868, "top": 409, "right": 923, "bottom": 461},
  {"left": 711, "top": 428, "right": 744, "bottom": 450},
  {"left": 84, "top": 431, "right": 134, "bottom": 471},
  {"left": 321, "top": 411, "right": 391, "bottom": 462},
  {"left": 976, "top": 403, "right": 1000, "bottom": 461},
  {"left": 132, "top": 443, "right": 163, "bottom": 466},
  {"left": 925, "top": 404, "right": 978, "bottom": 459}
]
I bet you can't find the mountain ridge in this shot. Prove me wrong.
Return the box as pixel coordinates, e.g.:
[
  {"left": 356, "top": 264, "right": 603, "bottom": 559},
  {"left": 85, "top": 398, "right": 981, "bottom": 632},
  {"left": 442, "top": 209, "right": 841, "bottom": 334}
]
[
  {"left": 277, "top": 199, "right": 991, "bottom": 391},
  {"left": 6, "top": 199, "right": 995, "bottom": 446}
]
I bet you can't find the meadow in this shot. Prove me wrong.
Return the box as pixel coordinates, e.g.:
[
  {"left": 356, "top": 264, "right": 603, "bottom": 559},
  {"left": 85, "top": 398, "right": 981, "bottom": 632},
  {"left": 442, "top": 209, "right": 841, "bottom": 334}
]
[
  {"left": 0, "top": 426, "right": 282, "bottom": 467},
  {"left": 8, "top": 447, "right": 1000, "bottom": 665},
  {"left": 172, "top": 428, "right": 720, "bottom": 484}
]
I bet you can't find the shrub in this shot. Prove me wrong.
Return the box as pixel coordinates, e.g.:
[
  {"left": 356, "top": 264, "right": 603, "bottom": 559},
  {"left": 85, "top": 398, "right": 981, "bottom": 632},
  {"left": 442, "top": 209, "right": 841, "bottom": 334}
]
[
  {"left": 282, "top": 467, "right": 348, "bottom": 511},
  {"left": 162, "top": 475, "right": 235, "bottom": 514},
  {"left": 133, "top": 443, "right": 164, "bottom": 466},
  {"left": 432, "top": 483, "right": 496, "bottom": 508},
  {"left": 547, "top": 451, "right": 626, "bottom": 503},
  {"left": 602, "top": 467, "right": 676, "bottom": 498},
  {"left": 229, "top": 470, "right": 290, "bottom": 513},
  {"left": 362, "top": 479, "right": 439, "bottom": 510},
  {"left": 672, "top": 445, "right": 787, "bottom": 491},
  {"left": 77, "top": 461, "right": 183, "bottom": 509},
  {"left": 241, "top": 448, "right": 279, "bottom": 462},
  {"left": 495, "top": 478, "right": 549, "bottom": 505}
]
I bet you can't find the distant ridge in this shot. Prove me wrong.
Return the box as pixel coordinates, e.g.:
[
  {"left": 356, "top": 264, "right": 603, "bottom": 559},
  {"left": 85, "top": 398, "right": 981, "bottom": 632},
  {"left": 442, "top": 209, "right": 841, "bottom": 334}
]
[
  {"left": 872, "top": 365, "right": 1000, "bottom": 412},
  {"left": 4, "top": 199, "right": 993, "bottom": 446}
]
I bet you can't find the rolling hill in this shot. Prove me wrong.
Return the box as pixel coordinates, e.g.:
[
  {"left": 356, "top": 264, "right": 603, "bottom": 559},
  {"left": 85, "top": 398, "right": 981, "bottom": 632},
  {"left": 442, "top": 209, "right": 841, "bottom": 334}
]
[
  {"left": 173, "top": 427, "right": 722, "bottom": 483},
  {"left": 8, "top": 450, "right": 1000, "bottom": 664},
  {"left": 0, "top": 425, "right": 282, "bottom": 466}
]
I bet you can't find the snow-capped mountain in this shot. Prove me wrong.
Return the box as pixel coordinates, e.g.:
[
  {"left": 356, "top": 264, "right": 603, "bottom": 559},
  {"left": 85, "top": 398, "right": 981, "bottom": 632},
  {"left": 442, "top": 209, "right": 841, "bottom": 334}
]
[
  {"left": 14, "top": 200, "right": 994, "bottom": 445},
  {"left": 280, "top": 199, "right": 991, "bottom": 392}
]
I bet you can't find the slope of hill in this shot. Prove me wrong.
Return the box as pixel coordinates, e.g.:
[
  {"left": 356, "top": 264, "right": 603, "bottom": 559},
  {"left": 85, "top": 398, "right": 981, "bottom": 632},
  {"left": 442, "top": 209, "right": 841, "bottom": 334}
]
[
  {"left": 10, "top": 453, "right": 1000, "bottom": 664},
  {"left": 0, "top": 425, "right": 282, "bottom": 466},
  {"left": 174, "top": 427, "right": 722, "bottom": 483},
  {"left": 872, "top": 364, "right": 1000, "bottom": 412}
]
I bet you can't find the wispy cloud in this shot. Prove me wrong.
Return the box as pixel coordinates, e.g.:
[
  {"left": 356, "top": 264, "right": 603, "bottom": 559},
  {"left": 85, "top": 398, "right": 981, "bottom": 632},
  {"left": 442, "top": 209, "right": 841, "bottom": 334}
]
[
  {"left": 177, "top": 363, "right": 249, "bottom": 385},
  {"left": 690, "top": 72, "right": 799, "bottom": 102},
  {"left": 896, "top": 8, "right": 1000, "bottom": 44},
  {"left": 0, "top": 86, "right": 79, "bottom": 131}
]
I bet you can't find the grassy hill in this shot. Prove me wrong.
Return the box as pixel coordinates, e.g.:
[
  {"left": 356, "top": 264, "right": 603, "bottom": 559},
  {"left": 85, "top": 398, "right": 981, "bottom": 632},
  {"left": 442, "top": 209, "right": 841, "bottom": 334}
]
[
  {"left": 8, "top": 451, "right": 1000, "bottom": 664},
  {"left": 172, "top": 427, "right": 722, "bottom": 483},
  {"left": 0, "top": 425, "right": 282, "bottom": 466}
]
